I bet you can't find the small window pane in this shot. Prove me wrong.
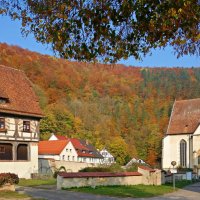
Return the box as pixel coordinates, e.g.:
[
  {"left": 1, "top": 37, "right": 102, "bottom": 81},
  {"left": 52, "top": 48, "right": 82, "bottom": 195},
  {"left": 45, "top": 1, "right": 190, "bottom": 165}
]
[
  {"left": 0, "top": 118, "right": 5, "bottom": 130},
  {"left": 23, "top": 121, "right": 30, "bottom": 132}
]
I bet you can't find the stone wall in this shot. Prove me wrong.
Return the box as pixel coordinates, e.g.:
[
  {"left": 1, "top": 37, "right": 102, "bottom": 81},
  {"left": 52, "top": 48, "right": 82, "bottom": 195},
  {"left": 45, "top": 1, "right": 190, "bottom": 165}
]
[
  {"left": 57, "top": 167, "right": 163, "bottom": 189},
  {"left": 39, "top": 158, "right": 99, "bottom": 175}
]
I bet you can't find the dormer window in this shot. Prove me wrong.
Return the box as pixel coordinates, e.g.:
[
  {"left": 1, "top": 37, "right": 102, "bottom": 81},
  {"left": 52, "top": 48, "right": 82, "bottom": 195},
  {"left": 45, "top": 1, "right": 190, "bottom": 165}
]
[
  {"left": 0, "top": 97, "right": 9, "bottom": 104},
  {"left": 23, "top": 121, "right": 30, "bottom": 132},
  {"left": 0, "top": 118, "right": 5, "bottom": 130}
]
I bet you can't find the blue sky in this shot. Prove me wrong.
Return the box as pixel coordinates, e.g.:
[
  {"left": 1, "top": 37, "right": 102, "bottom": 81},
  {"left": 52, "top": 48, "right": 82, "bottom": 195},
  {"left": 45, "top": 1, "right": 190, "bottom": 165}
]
[{"left": 0, "top": 15, "right": 199, "bottom": 67}]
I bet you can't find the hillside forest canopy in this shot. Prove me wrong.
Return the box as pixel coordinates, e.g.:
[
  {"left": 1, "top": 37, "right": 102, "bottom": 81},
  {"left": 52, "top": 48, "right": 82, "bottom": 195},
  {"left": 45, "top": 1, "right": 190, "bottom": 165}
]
[
  {"left": 0, "top": 0, "right": 199, "bottom": 62},
  {"left": 1, "top": 43, "right": 200, "bottom": 166}
]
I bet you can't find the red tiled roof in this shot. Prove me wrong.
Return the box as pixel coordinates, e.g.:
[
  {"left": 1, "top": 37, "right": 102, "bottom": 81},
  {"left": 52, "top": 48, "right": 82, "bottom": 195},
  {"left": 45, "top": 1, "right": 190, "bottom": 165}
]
[
  {"left": 55, "top": 135, "right": 68, "bottom": 140},
  {"left": 167, "top": 98, "right": 200, "bottom": 135},
  {"left": 70, "top": 138, "right": 89, "bottom": 151},
  {"left": 38, "top": 140, "right": 69, "bottom": 155},
  {"left": 77, "top": 152, "right": 97, "bottom": 158},
  {"left": 138, "top": 166, "right": 155, "bottom": 172},
  {"left": 0, "top": 65, "right": 43, "bottom": 118},
  {"left": 59, "top": 171, "right": 142, "bottom": 178}
]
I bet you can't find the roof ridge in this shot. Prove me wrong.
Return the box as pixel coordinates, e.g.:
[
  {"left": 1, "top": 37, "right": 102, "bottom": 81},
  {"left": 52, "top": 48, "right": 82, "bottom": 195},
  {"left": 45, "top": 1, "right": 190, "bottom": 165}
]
[
  {"left": 166, "top": 100, "right": 176, "bottom": 134},
  {"left": 176, "top": 98, "right": 200, "bottom": 102}
]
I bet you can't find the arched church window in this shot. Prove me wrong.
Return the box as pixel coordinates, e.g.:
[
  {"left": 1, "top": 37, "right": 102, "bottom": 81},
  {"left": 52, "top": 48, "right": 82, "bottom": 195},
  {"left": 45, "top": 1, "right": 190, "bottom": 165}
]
[
  {"left": 17, "top": 144, "right": 28, "bottom": 160},
  {"left": 180, "top": 139, "right": 187, "bottom": 167}
]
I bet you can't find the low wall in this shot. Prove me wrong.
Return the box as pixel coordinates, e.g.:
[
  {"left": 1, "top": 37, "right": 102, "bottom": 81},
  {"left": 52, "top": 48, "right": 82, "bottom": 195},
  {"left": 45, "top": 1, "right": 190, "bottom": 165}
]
[
  {"left": 57, "top": 172, "right": 142, "bottom": 189},
  {"left": 57, "top": 167, "right": 163, "bottom": 189},
  {"left": 39, "top": 159, "right": 99, "bottom": 175}
]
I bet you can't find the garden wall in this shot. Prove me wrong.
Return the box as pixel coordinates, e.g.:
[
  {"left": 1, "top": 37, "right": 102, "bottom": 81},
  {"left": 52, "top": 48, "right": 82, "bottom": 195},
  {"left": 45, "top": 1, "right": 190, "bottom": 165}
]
[{"left": 57, "top": 166, "right": 163, "bottom": 189}]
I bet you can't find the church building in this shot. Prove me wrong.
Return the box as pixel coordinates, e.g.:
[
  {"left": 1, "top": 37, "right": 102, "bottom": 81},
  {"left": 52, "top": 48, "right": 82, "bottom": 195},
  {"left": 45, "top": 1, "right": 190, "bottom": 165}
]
[{"left": 162, "top": 98, "right": 200, "bottom": 175}]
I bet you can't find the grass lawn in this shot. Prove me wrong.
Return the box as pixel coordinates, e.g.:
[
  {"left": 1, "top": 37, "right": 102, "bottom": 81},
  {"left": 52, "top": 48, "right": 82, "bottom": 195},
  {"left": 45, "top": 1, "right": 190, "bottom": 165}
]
[
  {"left": 66, "top": 180, "right": 194, "bottom": 198},
  {"left": 0, "top": 191, "right": 30, "bottom": 199},
  {"left": 18, "top": 178, "right": 56, "bottom": 187}
]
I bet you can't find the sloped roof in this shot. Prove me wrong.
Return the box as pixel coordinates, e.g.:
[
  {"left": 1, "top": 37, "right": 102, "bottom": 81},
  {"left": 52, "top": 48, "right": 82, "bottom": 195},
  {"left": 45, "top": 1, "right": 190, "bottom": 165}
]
[
  {"left": 38, "top": 140, "right": 69, "bottom": 155},
  {"left": 167, "top": 98, "right": 200, "bottom": 135},
  {"left": 0, "top": 65, "right": 43, "bottom": 118},
  {"left": 55, "top": 135, "right": 68, "bottom": 140},
  {"left": 80, "top": 140, "right": 103, "bottom": 159},
  {"left": 138, "top": 166, "right": 155, "bottom": 172},
  {"left": 70, "top": 138, "right": 89, "bottom": 151},
  {"left": 53, "top": 136, "right": 103, "bottom": 158}
]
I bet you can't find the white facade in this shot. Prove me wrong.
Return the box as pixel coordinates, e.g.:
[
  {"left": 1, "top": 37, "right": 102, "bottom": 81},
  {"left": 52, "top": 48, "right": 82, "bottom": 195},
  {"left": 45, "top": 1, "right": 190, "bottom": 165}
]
[
  {"left": 39, "top": 141, "right": 78, "bottom": 162},
  {"left": 77, "top": 156, "right": 102, "bottom": 164},
  {"left": 48, "top": 134, "right": 58, "bottom": 141},
  {"left": 162, "top": 125, "right": 200, "bottom": 175},
  {"left": 100, "top": 148, "right": 115, "bottom": 164},
  {"left": 0, "top": 115, "right": 40, "bottom": 178}
]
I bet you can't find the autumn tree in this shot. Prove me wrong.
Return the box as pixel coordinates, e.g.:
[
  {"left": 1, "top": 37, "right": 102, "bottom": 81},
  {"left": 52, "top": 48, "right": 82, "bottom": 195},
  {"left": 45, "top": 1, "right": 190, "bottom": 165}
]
[{"left": 0, "top": 0, "right": 199, "bottom": 62}]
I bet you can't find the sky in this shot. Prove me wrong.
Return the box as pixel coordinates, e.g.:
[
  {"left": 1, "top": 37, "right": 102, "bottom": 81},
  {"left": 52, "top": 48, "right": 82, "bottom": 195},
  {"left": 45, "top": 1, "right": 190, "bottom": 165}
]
[{"left": 0, "top": 15, "right": 199, "bottom": 68}]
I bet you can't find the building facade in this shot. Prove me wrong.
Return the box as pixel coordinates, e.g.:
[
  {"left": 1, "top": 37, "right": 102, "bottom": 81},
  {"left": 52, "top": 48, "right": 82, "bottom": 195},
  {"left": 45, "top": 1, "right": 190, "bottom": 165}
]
[
  {"left": 162, "top": 98, "right": 200, "bottom": 175},
  {"left": 48, "top": 134, "right": 104, "bottom": 164},
  {"left": 0, "top": 65, "right": 43, "bottom": 178},
  {"left": 99, "top": 148, "right": 115, "bottom": 164}
]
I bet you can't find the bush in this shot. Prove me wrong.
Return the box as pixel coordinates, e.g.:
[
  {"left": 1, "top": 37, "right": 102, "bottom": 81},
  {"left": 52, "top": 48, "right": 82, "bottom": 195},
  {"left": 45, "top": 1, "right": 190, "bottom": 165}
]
[
  {"left": 0, "top": 173, "right": 19, "bottom": 186},
  {"left": 53, "top": 166, "right": 66, "bottom": 178},
  {"left": 79, "top": 164, "right": 123, "bottom": 173}
]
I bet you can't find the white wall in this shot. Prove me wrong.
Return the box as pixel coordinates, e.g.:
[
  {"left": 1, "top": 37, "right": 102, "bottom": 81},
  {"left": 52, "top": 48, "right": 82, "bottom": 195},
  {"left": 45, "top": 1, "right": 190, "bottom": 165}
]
[
  {"left": 0, "top": 142, "right": 38, "bottom": 179},
  {"left": 48, "top": 135, "right": 58, "bottom": 141},
  {"left": 100, "top": 149, "right": 115, "bottom": 164},
  {"left": 162, "top": 134, "right": 190, "bottom": 170},
  {"left": 60, "top": 141, "right": 78, "bottom": 161},
  {"left": 39, "top": 141, "right": 78, "bottom": 162},
  {"left": 192, "top": 125, "right": 200, "bottom": 167}
]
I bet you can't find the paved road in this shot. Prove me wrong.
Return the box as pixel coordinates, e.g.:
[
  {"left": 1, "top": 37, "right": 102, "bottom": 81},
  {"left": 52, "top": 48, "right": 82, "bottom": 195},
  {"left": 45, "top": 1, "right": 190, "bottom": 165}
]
[{"left": 23, "top": 182, "right": 200, "bottom": 200}]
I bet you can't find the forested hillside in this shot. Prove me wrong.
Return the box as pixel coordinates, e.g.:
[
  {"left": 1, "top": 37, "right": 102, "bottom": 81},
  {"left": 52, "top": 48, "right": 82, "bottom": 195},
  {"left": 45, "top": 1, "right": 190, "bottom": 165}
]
[{"left": 0, "top": 43, "right": 200, "bottom": 166}]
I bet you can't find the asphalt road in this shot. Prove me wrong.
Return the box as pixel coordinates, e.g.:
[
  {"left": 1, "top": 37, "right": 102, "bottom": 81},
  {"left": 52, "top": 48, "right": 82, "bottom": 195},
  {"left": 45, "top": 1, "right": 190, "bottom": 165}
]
[{"left": 23, "top": 182, "right": 200, "bottom": 200}]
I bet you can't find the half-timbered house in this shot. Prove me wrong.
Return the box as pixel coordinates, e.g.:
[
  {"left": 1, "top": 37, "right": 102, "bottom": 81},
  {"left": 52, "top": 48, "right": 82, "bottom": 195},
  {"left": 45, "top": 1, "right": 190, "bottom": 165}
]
[{"left": 0, "top": 65, "right": 43, "bottom": 178}]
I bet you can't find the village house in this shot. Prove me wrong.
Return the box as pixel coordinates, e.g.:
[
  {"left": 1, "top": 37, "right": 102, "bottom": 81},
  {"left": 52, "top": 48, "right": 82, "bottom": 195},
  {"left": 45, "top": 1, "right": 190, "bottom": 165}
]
[
  {"left": 38, "top": 139, "right": 77, "bottom": 161},
  {"left": 99, "top": 148, "right": 115, "bottom": 164},
  {"left": 162, "top": 98, "right": 200, "bottom": 175},
  {"left": 47, "top": 134, "right": 103, "bottom": 164},
  {"left": 125, "top": 157, "right": 146, "bottom": 167},
  {"left": 0, "top": 65, "right": 43, "bottom": 178}
]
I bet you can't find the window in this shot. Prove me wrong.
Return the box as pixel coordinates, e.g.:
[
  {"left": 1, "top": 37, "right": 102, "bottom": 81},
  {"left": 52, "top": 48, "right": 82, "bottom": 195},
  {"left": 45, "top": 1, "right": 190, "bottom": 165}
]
[
  {"left": 72, "top": 156, "right": 74, "bottom": 161},
  {"left": 198, "top": 156, "right": 200, "bottom": 165},
  {"left": 68, "top": 156, "right": 70, "bottom": 161},
  {"left": 17, "top": 144, "right": 28, "bottom": 160},
  {"left": 0, "top": 118, "right": 5, "bottom": 130},
  {"left": 70, "top": 149, "right": 72, "bottom": 152},
  {"left": 62, "top": 155, "right": 65, "bottom": 160},
  {"left": 23, "top": 121, "right": 30, "bottom": 132},
  {"left": 180, "top": 139, "right": 187, "bottom": 167},
  {"left": 0, "top": 143, "right": 13, "bottom": 160},
  {"left": 66, "top": 149, "right": 68, "bottom": 152},
  {"left": 0, "top": 98, "right": 9, "bottom": 104}
]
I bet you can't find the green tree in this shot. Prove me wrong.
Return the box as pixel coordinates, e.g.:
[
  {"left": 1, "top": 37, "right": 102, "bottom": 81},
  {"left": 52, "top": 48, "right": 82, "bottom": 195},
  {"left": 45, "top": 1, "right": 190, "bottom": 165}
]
[
  {"left": 1, "top": 0, "right": 199, "bottom": 62},
  {"left": 108, "top": 137, "right": 129, "bottom": 165}
]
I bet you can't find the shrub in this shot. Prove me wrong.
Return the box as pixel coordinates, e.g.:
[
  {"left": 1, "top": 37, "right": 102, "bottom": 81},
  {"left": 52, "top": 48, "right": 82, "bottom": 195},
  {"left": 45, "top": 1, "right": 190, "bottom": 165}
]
[
  {"left": 79, "top": 164, "right": 123, "bottom": 173},
  {"left": 53, "top": 166, "right": 66, "bottom": 178},
  {"left": 0, "top": 173, "right": 19, "bottom": 186}
]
